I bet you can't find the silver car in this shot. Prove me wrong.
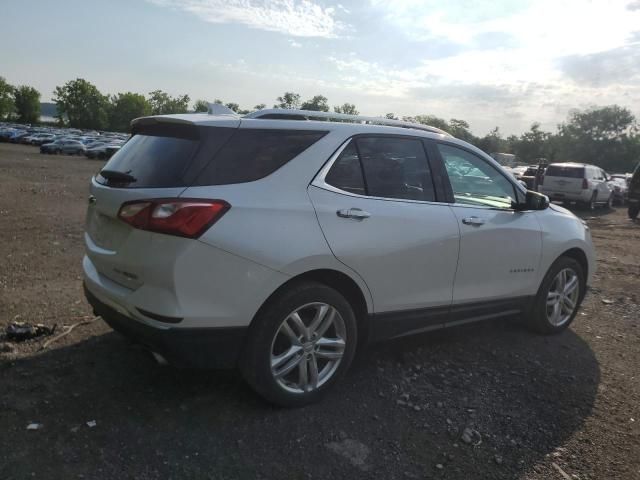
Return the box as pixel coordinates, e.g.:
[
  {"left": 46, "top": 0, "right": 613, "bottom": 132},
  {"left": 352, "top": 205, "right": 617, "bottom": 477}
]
[
  {"left": 83, "top": 109, "right": 595, "bottom": 406},
  {"left": 41, "top": 139, "right": 86, "bottom": 155}
]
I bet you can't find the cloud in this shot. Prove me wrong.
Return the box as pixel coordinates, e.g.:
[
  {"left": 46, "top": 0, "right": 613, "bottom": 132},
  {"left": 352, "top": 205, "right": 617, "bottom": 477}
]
[
  {"left": 147, "top": 0, "right": 344, "bottom": 37},
  {"left": 560, "top": 43, "right": 640, "bottom": 86},
  {"left": 371, "top": 0, "right": 640, "bottom": 57},
  {"left": 288, "top": 39, "right": 302, "bottom": 47}
]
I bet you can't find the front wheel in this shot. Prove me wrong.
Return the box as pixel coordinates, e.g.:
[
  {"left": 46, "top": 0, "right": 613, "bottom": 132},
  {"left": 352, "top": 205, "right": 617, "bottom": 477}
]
[
  {"left": 525, "top": 256, "right": 585, "bottom": 334},
  {"left": 629, "top": 205, "right": 640, "bottom": 220},
  {"left": 241, "top": 281, "right": 357, "bottom": 407}
]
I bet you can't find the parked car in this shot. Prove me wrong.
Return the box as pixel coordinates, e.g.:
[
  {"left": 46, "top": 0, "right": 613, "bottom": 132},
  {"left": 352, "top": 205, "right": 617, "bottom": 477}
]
[
  {"left": 104, "top": 144, "right": 121, "bottom": 159},
  {"left": 510, "top": 165, "right": 529, "bottom": 178},
  {"left": 608, "top": 175, "right": 629, "bottom": 205},
  {"left": 40, "top": 139, "right": 86, "bottom": 155},
  {"left": 628, "top": 163, "right": 640, "bottom": 220},
  {"left": 82, "top": 109, "right": 595, "bottom": 406},
  {"left": 519, "top": 166, "right": 540, "bottom": 190},
  {"left": 22, "top": 133, "right": 56, "bottom": 145},
  {"left": 539, "top": 162, "right": 614, "bottom": 210},
  {"left": 85, "top": 143, "right": 108, "bottom": 159},
  {"left": 9, "top": 130, "right": 30, "bottom": 143},
  {"left": 85, "top": 143, "right": 122, "bottom": 159}
]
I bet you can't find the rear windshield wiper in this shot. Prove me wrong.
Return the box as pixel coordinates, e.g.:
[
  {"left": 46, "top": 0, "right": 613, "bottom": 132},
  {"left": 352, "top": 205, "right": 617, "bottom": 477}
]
[{"left": 99, "top": 169, "right": 137, "bottom": 183}]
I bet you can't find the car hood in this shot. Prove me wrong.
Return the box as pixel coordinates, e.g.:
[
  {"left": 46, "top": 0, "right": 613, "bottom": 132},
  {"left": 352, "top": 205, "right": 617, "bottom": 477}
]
[{"left": 548, "top": 202, "right": 576, "bottom": 217}]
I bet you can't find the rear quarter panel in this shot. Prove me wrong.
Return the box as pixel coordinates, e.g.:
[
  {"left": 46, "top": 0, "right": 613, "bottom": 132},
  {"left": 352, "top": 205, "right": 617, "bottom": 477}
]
[{"left": 179, "top": 129, "right": 375, "bottom": 313}]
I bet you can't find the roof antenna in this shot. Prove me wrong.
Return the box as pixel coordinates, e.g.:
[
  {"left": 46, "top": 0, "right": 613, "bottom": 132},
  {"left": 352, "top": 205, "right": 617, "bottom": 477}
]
[{"left": 207, "top": 103, "right": 238, "bottom": 116}]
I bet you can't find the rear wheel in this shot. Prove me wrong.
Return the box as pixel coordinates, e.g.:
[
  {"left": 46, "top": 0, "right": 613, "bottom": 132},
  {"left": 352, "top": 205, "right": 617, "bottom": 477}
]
[
  {"left": 241, "top": 281, "right": 357, "bottom": 407},
  {"left": 525, "top": 256, "right": 585, "bottom": 334}
]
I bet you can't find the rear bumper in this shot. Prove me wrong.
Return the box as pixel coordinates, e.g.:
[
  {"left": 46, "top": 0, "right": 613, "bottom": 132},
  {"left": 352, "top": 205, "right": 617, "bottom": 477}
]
[{"left": 84, "top": 283, "right": 246, "bottom": 369}]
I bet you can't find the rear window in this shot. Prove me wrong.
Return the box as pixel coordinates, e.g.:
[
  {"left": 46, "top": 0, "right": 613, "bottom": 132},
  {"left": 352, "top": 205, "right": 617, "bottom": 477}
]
[
  {"left": 96, "top": 124, "right": 234, "bottom": 188},
  {"left": 193, "top": 129, "right": 327, "bottom": 186},
  {"left": 97, "top": 134, "right": 200, "bottom": 188},
  {"left": 545, "top": 165, "right": 585, "bottom": 178}
]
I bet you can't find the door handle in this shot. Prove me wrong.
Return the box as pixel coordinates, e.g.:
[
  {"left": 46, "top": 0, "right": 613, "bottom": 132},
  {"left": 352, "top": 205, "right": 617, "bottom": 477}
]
[
  {"left": 462, "top": 216, "right": 485, "bottom": 226},
  {"left": 337, "top": 208, "right": 371, "bottom": 220}
]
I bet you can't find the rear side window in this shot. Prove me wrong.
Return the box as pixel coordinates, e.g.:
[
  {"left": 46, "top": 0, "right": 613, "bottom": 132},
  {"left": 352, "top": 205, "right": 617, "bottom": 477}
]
[
  {"left": 545, "top": 165, "right": 585, "bottom": 178},
  {"left": 357, "top": 137, "right": 435, "bottom": 201},
  {"left": 194, "top": 129, "right": 327, "bottom": 186},
  {"left": 323, "top": 136, "right": 436, "bottom": 201},
  {"left": 325, "top": 143, "right": 366, "bottom": 195}
]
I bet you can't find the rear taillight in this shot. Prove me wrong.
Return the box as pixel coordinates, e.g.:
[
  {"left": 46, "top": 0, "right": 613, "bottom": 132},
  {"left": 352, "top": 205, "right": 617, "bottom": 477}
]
[
  {"left": 582, "top": 178, "right": 589, "bottom": 189},
  {"left": 118, "top": 199, "right": 230, "bottom": 238}
]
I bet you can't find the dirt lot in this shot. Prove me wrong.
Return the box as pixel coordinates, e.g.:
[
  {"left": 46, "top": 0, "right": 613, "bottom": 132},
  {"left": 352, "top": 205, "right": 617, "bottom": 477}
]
[{"left": 1, "top": 142, "right": 639, "bottom": 480}]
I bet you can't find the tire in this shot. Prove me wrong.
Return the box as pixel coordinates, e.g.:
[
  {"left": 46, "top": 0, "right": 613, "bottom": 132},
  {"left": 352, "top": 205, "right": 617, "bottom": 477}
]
[
  {"left": 629, "top": 205, "right": 640, "bottom": 220},
  {"left": 241, "top": 281, "right": 358, "bottom": 407},
  {"left": 525, "top": 256, "right": 585, "bottom": 334}
]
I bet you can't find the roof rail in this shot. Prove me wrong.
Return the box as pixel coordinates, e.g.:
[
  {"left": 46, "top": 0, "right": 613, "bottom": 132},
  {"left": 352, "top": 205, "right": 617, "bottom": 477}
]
[{"left": 243, "top": 109, "right": 451, "bottom": 136}]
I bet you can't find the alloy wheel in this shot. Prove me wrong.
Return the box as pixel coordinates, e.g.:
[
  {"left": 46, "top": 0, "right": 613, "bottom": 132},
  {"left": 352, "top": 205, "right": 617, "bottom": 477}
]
[
  {"left": 270, "top": 302, "right": 346, "bottom": 394},
  {"left": 546, "top": 268, "right": 580, "bottom": 327}
]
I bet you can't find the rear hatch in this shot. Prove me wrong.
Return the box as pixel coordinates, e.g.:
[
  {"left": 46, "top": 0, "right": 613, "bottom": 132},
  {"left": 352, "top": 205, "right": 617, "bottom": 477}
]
[
  {"left": 543, "top": 165, "right": 585, "bottom": 193},
  {"left": 85, "top": 117, "right": 239, "bottom": 289}
]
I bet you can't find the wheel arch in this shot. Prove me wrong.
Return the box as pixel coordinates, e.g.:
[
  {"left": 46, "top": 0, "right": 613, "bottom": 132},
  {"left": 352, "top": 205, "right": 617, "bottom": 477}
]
[
  {"left": 560, "top": 247, "right": 589, "bottom": 279},
  {"left": 250, "top": 268, "right": 371, "bottom": 345}
]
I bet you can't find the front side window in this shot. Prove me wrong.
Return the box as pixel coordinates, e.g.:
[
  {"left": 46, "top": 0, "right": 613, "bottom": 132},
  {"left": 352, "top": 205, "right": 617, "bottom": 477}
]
[{"left": 437, "top": 143, "right": 516, "bottom": 209}]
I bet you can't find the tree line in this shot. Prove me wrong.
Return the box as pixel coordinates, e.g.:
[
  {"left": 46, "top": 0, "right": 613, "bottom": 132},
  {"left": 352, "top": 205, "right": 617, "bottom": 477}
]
[
  {"left": 0, "top": 76, "right": 42, "bottom": 124},
  {"left": 1, "top": 76, "right": 638, "bottom": 172}
]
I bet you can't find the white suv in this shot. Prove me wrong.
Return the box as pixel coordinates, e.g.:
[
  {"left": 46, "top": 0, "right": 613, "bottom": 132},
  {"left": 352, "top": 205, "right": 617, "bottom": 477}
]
[
  {"left": 539, "top": 162, "right": 614, "bottom": 210},
  {"left": 83, "top": 109, "right": 595, "bottom": 406}
]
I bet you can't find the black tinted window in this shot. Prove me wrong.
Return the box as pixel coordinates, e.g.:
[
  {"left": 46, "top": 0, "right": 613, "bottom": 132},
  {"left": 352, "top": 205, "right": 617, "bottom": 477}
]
[
  {"left": 356, "top": 137, "right": 435, "bottom": 201},
  {"left": 545, "top": 165, "right": 585, "bottom": 178},
  {"left": 195, "top": 129, "right": 327, "bottom": 185},
  {"left": 98, "top": 134, "right": 199, "bottom": 188},
  {"left": 325, "top": 143, "right": 366, "bottom": 195}
]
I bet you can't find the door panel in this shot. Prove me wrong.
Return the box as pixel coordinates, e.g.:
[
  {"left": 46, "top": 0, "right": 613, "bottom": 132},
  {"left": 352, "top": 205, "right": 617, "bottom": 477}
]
[
  {"left": 448, "top": 206, "right": 542, "bottom": 302},
  {"left": 308, "top": 185, "right": 460, "bottom": 314},
  {"left": 433, "top": 142, "right": 543, "bottom": 306}
]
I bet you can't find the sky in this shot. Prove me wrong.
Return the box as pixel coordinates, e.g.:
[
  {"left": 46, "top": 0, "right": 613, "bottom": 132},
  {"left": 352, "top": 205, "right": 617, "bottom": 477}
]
[{"left": 2, "top": 0, "right": 640, "bottom": 135}]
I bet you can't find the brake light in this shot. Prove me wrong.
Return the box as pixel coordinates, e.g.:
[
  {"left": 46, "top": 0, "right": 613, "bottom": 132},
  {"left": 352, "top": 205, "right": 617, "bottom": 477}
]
[
  {"left": 118, "top": 199, "right": 230, "bottom": 238},
  {"left": 582, "top": 178, "right": 589, "bottom": 189}
]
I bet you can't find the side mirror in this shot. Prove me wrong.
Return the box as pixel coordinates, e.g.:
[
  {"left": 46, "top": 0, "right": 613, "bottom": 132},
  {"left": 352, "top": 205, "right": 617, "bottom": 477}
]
[{"left": 514, "top": 190, "right": 549, "bottom": 211}]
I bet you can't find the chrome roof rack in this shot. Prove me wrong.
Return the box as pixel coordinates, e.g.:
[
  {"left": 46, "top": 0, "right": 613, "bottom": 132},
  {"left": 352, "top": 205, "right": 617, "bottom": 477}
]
[{"left": 243, "top": 109, "right": 451, "bottom": 136}]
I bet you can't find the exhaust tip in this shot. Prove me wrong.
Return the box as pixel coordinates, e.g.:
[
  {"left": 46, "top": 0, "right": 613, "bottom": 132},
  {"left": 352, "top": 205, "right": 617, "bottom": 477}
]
[{"left": 151, "top": 351, "right": 169, "bottom": 366}]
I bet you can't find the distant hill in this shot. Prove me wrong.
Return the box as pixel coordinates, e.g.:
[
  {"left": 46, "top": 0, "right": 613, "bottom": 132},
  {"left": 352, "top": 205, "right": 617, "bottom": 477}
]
[{"left": 40, "top": 102, "right": 57, "bottom": 117}]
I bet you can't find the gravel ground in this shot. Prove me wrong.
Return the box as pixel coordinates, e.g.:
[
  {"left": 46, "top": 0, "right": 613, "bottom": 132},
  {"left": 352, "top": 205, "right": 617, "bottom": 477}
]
[{"left": 1, "top": 143, "right": 639, "bottom": 479}]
